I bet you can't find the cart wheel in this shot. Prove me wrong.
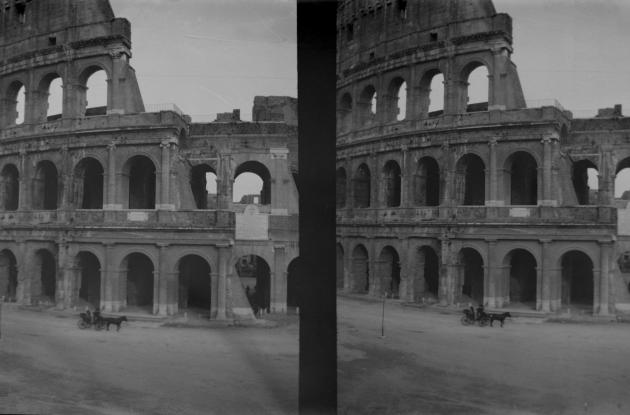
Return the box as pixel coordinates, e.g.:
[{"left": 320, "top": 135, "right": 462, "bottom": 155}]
[
  {"left": 77, "top": 320, "right": 89, "bottom": 329},
  {"left": 460, "top": 315, "right": 471, "bottom": 326},
  {"left": 479, "top": 318, "right": 489, "bottom": 327}
]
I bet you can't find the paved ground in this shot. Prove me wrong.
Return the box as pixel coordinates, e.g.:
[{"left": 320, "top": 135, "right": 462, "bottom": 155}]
[
  {"left": 338, "top": 296, "right": 630, "bottom": 415},
  {"left": 0, "top": 305, "right": 298, "bottom": 415}
]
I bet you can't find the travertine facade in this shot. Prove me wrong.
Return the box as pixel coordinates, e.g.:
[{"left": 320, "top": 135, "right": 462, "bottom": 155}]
[
  {"left": 336, "top": 0, "right": 630, "bottom": 315},
  {"left": 0, "top": 0, "right": 299, "bottom": 319}
]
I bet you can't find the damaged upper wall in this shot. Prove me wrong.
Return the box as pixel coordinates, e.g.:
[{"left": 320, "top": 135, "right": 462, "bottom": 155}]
[
  {"left": 337, "top": 0, "right": 525, "bottom": 126},
  {"left": 0, "top": 0, "right": 144, "bottom": 126}
]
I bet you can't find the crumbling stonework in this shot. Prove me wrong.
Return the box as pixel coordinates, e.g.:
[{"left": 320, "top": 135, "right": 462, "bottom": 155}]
[
  {"left": 0, "top": 0, "right": 299, "bottom": 320},
  {"left": 336, "top": 0, "right": 628, "bottom": 315}
]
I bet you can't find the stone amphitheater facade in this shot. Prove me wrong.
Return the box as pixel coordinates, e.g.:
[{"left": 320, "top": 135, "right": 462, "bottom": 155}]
[
  {"left": 336, "top": 0, "right": 630, "bottom": 315},
  {"left": 0, "top": 0, "right": 299, "bottom": 320}
]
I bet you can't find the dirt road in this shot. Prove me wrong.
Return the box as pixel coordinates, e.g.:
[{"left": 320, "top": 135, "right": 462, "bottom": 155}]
[
  {"left": 338, "top": 296, "right": 630, "bottom": 415},
  {"left": 0, "top": 306, "right": 298, "bottom": 415}
]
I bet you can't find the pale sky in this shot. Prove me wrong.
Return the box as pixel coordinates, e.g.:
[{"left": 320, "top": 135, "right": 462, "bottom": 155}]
[{"left": 110, "top": 0, "right": 297, "bottom": 122}]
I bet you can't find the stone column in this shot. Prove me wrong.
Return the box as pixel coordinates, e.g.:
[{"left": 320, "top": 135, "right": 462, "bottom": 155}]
[
  {"left": 272, "top": 245, "right": 287, "bottom": 313},
  {"left": 210, "top": 270, "right": 218, "bottom": 318},
  {"left": 158, "top": 140, "right": 174, "bottom": 210},
  {"left": 217, "top": 154, "right": 234, "bottom": 210},
  {"left": 270, "top": 148, "right": 290, "bottom": 215},
  {"left": 57, "top": 238, "right": 70, "bottom": 309},
  {"left": 486, "top": 240, "right": 498, "bottom": 307},
  {"left": 18, "top": 150, "right": 28, "bottom": 210},
  {"left": 599, "top": 241, "right": 612, "bottom": 315},
  {"left": 16, "top": 240, "right": 28, "bottom": 304},
  {"left": 369, "top": 153, "right": 378, "bottom": 208},
  {"left": 104, "top": 142, "right": 120, "bottom": 210},
  {"left": 101, "top": 243, "right": 113, "bottom": 312},
  {"left": 541, "top": 135, "right": 554, "bottom": 206},
  {"left": 489, "top": 48, "right": 508, "bottom": 111},
  {"left": 538, "top": 239, "right": 554, "bottom": 312},
  {"left": 108, "top": 50, "right": 128, "bottom": 115},
  {"left": 216, "top": 244, "right": 230, "bottom": 319},
  {"left": 157, "top": 243, "right": 169, "bottom": 316},
  {"left": 599, "top": 149, "right": 613, "bottom": 205},
  {"left": 487, "top": 138, "right": 500, "bottom": 206},
  {"left": 401, "top": 146, "right": 409, "bottom": 207}
]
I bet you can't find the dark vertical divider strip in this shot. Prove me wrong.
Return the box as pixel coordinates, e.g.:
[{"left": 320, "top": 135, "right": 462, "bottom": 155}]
[{"left": 297, "top": 1, "right": 337, "bottom": 414}]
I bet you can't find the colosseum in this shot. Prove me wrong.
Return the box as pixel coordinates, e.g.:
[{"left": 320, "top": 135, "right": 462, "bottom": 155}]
[
  {"left": 0, "top": 0, "right": 299, "bottom": 320},
  {"left": 336, "top": 0, "right": 630, "bottom": 316}
]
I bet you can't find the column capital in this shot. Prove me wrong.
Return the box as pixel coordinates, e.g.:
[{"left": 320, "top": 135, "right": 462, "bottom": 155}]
[
  {"left": 157, "top": 243, "right": 169, "bottom": 249},
  {"left": 488, "top": 136, "right": 499, "bottom": 146},
  {"left": 598, "top": 239, "right": 615, "bottom": 246},
  {"left": 541, "top": 133, "right": 559, "bottom": 144},
  {"left": 539, "top": 238, "right": 553, "bottom": 244}
]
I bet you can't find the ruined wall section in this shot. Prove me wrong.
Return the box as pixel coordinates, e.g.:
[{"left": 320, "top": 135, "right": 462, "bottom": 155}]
[{"left": 0, "top": 0, "right": 144, "bottom": 126}]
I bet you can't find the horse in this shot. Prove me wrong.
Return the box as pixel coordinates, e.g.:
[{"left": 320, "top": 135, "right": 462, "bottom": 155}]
[
  {"left": 489, "top": 312, "right": 512, "bottom": 327},
  {"left": 102, "top": 315, "right": 128, "bottom": 331}
]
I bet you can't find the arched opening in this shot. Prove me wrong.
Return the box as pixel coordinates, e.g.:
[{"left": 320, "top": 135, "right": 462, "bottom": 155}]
[
  {"left": 338, "top": 93, "right": 353, "bottom": 131},
  {"left": 336, "top": 244, "right": 344, "bottom": 289},
  {"left": 123, "top": 156, "right": 156, "bottom": 209},
  {"left": 615, "top": 158, "right": 630, "bottom": 200},
  {"left": 122, "top": 253, "right": 154, "bottom": 311},
  {"left": 572, "top": 160, "right": 598, "bottom": 205},
  {"left": 0, "top": 164, "right": 19, "bottom": 211},
  {"left": 74, "top": 157, "right": 104, "bottom": 209},
  {"left": 33, "top": 249, "right": 56, "bottom": 305},
  {"left": 359, "top": 85, "right": 377, "bottom": 125},
  {"left": 336, "top": 167, "right": 347, "bottom": 208},
  {"left": 287, "top": 257, "right": 301, "bottom": 312},
  {"left": 351, "top": 245, "right": 369, "bottom": 294},
  {"left": 6, "top": 81, "right": 26, "bottom": 126},
  {"left": 414, "top": 246, "right": 439, "bottom": 301},
  {"left": 32, "top": 160, "right": 58, "bottom": 210},
  {"left": 505, "top": 249, "right": 537, "bottom": 309},
  {"left": 455, "top": 154, "right": 485, "bottom": 205},
  {"left": 414, "top": 157, "right": 440, "bottom": 206},
  {"left": 233, "top": 161, "right": 271, "bottom": 205},
  {"left": 190, "top": 164, "right": 217, "bottom": 209},
  {"left": 0, "top": 249, "right": 18, "bottom": 302},
  {"left": 387, "top": 77, "right": 406, "bottom": 121},
  {"left": 383, "top": 160, "right": 401, "bottom": 207},
  {"left": 378, "top": 246, "right": 400, "bottom": 297},
  {"left": 178, "top": 255, "right": 211, "bottom": 312},
  {"left": 561, "top": 251, "right": 594, "bottom": 310},
  {"left": 77, "top": 252, "right": 101, "bottom": 310},
  {"left": 506, "top": 151, "right": 538, "bottom": 205},
  {"left": 236, "top": 255, "right": 271, "bottom": 316},
  {"left": 463, "top": 63, "right": 489, "bottom": 113},
  {"left": 353, "top": 163, "right": 371, "bottom": 208},
  {"left": 37, "top": 73, "right": 63, "bottom": 122},
  {"left": 419, "top": 70, "right": 444, "bottom": 117},
  {"left": 460, "top": 248, "right": 484, "bottom": 305},
  {"left": 80, "top": 67, "right": 108, "bottom": 116}
]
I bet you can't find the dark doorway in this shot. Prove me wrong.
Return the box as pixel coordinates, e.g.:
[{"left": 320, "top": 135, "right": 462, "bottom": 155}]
[
  {"left": 561, "top": 251, "right": 594, "bottom": 308},
  {"left": 456, "top": 154, "right": 485, "bottom": 205},
  {"left": 379, "top": 246, "right": 400, "bottom": 297},
  {"left": 461, "top": 248, "right": 484, "bottom": 304},
  {"left": 419, "top": 246, "right": 439, "bottom": 298},
  {"left": 75, "top": 158, "right": 104, "bottom": 209},
  {"left": 33, "top": 161, "right": 58, "bottom": 210},
  {"left": 1, "top": 164, "right": 19, "bottom": 211},
  {"left": 353, "top": 164, "right": 371, "bottom": 208},
  {"left": 509, "top": 152, "right": 538, "bottom": 205},
  {"left": 415, "top": 157, "right": 440, "bottom": 206},
  {"left": 35, "top": 250, "right": 56, "bottom": 303},
  {"left": 78, "top": 252, "right": 101, "bottom": 309},
  {"left": 383, "top": 161, "right": 401, "bottom": 207},
  {"left": 351, "top": 245, "right": 369, "bottom": 293},
  {"left": 0, "top": 249, "right": 17, "bottom": 301},
  {"left": 125, "top": 253, "right": 154, "bottom": 308},
  {"left": 127, "top": 156, "right": 156, "bottom": 209},
  {"left": 506, "top": 249, "right": 537, "bottom": 308},
  {"left": 236, "top": 255, "right": 271, "bottom": 315},
  {"left": 178, "top": 255, "right": 211, "bottom": 310}
]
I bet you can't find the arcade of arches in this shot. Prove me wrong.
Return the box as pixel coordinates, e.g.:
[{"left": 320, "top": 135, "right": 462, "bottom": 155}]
[{"left": 337, "top": 240, "right": 608, "bottom": 314}]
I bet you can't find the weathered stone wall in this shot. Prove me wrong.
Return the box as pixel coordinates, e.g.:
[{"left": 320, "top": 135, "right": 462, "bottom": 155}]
[
  {"left": 0, "top": 0, "right": 299, "bottom": 320},
  {"left": 336, "top": 0, "right": 623, "bottom": 316}
]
